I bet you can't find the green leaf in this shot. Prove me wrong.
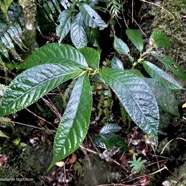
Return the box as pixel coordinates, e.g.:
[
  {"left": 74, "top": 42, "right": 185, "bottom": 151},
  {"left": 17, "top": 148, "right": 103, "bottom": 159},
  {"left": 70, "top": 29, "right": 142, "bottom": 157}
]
[
  {"left": 0, "top": 130, "right": 10, "bottom": 139},
  {"left": 143, "top": 61, "right": 182, "bottom": 90},
  {"left": 20, "top": 43, "right": 88, "bottom": 69},
  {"left": 144, "top": 78, "right": 179, "bottom": 116},
  {"left": 49, "top": 74, "right": 92, "bottom": 169},
  {"left": 100, "top": 68, "right": 159, "bottom": 142},
  {"left": 0, "top": 3, "right": 25, "bottom": 57},
  {"left": 0, "top": 0, "right": 14, "bottom": 19},
  {"left": 111, "top": 56, "right": 124, "bottom": 70},
  {"left": 80, "top": 3, "right": 107, "bottom": 30},
  {"left": 150, "top": 29, "right": 171, "bottom": 48},
  {"left": 152, "top": 53, "right": 186, "bottom": 80},
  {"left": 126, "top": 29, "right": 143, "bottom": 52},
  {"left": 114, "top": 36, "right": 134, "bottom": 62},
  {"left": 0, "top": 64, "right": 82, "bottom": 116},
  {"left": 100, "top": 123, "right": 122, "bottom": 134},
  {"left": 56, "top": 10, "right": 72, "bottom": 43},
  {"left": 114, "top": 36, "right": 129, "bottom": 55},
  {"left": 94, "top": 133, "right": 128, "bottom": 151},
  {"left": 128, "top": 155, "right": 146, "bottom": 173},
  {"left": 78, "top": 47, "right": 100, "bottom": 69},
  {"left": 88, "top": 28, "right": 100, "bottom": 47},
  {"left": 70, "top": 12, "right": 88, "bottom": 48}
]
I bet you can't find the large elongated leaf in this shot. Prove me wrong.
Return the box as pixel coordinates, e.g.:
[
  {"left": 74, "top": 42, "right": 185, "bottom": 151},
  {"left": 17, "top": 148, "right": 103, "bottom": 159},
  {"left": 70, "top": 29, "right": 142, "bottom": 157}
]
[
  {"left": 56, "top": 10, "right": 72, "bottom": 43},
  {"left": 100, "top": 69, "right": 159, "bottom": 142},
  {"left": 126, "top": 29, "right": 143, "bottom": 52},
  {"left": 49, "top": 74, "right": 92, "bottom": 169},
  {"left": 152, "top": 53, "right": 186, "bottom": 80},
  {"left": 143, "top": 61, "right": 182, "bottom": 90},
  {"left": 70, "top": 12, "right": 88, "bottom": 48},
  {"left": 144, "top": 78, "right": 179, "bottom": 116},
  {"left": 20, "top": 43, "right": 88, "bottom": 69},
  {"left": 0, "top": 64, "right": 82, "bottom": 116},
  {"left": 78, "top": 47, "right": 100, "bottom": 69},
  {"left": 80, "top": 3, "right": 107, "bottom": 30}
]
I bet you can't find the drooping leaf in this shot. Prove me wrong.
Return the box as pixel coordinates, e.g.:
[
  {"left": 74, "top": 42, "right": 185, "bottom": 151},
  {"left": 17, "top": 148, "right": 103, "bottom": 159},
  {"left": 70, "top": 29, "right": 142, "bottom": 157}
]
[
  {"left": 80, "top": 3, "right": 107, "bottom": 30},
  {"left": 100, "top": 68, "right": 159, "bottom": 142},
  {"left": 100, "top": 123, "right": 122, "bottom": 134},
  {"left": 152, "top": 53, "right": 186, "bottom": 80},
  {"left": 150, "top": 29, "right": 171, "bottom": 48},
  {"left": 0, "top": 64, "right": 82, "bottom": 116},
  {"left": 56, "top": 10, "right": 72, "bottom": 43},
  {"left": 126, "top": 29, "right": 143, "bottom": 52},
  {"left": 78, "top": 47, "right": 100, "bottom": 69},
  {"left": 143, "top": 61, "right": 182, "bottom": 90},
  {"left": 70, "top": 12, "right": 88, "bottom": 48},
  {"left": 20, "top": 43, "right": 88, "bottom": 69},
  {"left": 114, "top": 36, "right": 133, "bottom": 62},
  {"left": 144, "top": 78, "right": 179, "bottom": 116},
  {"left": 111, "top": 56, "right": 124, "bottom": 70},
  {"left": 49, "top": 74, "right": 92, "bottom": 169}
]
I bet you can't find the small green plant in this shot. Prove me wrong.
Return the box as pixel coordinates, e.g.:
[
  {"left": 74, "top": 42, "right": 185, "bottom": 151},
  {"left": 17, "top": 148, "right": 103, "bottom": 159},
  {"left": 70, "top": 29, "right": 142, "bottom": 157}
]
[
  {"left": 0, "top": 29, "right": 185, "bottom": 169},
  {"left": 94, "top": 123, "right": 128, "bottom": 150},
  {"left": 55, "top": 0, "right": 107, "bottom": 48},
  {"left": 128, "top": 155, "right": 147, "bottom": 173}
]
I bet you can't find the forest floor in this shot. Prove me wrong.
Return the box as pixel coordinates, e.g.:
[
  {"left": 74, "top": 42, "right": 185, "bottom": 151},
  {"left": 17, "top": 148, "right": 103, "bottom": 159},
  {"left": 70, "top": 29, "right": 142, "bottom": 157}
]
[{"left": 0, "top": 1, "right": 186, "bottom": 186}]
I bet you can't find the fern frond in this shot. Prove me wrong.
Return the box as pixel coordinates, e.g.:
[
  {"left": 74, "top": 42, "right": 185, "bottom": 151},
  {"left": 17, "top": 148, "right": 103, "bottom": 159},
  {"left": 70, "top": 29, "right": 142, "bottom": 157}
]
[{"left": 107, "top": 0, "right": 122, "bottom": 18}]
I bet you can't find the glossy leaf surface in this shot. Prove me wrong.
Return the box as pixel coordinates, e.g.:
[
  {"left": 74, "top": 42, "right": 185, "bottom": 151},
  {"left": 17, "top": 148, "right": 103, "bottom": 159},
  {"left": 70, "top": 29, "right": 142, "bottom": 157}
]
[
  {"left": 114, "top": 36, "right": 133, "bottom": 62},
  {"left": 143, "top": 61, "right": 182, "bottom": 90},
  {"left": 70, "top": 13, "right": 88, "bottom": 48},
  {"left": 152, "top": 53, "right": 186, "bottom": 80},
  {"left": 80, "top": 3, "right": 107, "bottom": 30},
  {"left": 49, "top": 74, "right": 92, "bottom": 169},
  {"left": 114, "top": 36, "right": 129, "bottom": 55},
  {"left": 56, "top": 10, "right": 72, "bottom": 43},
  {"left": 100, "top": 123, "right": 122, "bottom": 134},
  {"left": 94, "top": 133, "right": 128, "bottom": 150},
  {"left": 79, "top": 47, "right": 100, "bottom": 69},
  {"left": 100, "top": 68, "right": 159, "bottom": 142},
  {"left": 0, "top": 64, "right": 82, "bottom": 116},
  {"left": 111, "top": 56, "right": 124, "bottom": 70},
  {"left": 126, "top": 29, "right": 143, "bottom": 52},
  {"left": 144, "top": 78, "right": 179, "bottom": 115},
  {"left": 21, "top": 43, "right": 88, "bottom": 69}
]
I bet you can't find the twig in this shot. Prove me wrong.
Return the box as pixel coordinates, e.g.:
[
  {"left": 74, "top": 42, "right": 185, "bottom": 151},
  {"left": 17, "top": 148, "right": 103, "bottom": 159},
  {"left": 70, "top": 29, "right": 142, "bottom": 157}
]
[
  {"left": 12, "top": 121, "right": 45, "bottom": 130},
  {"left": 140, "top": 0, "right": 175, "bottom": 19},
  {"left": 42, "top": 97, "right": 61, "bottom": 120},
  {"left": 160, "top": 137, "right": 186, "bottom": 154},
  {"left": 26, "top": 108, "right": 56, "bottom": 129},
  {"left": 79, "top": 145, "right": 98, "bottom": 155}
]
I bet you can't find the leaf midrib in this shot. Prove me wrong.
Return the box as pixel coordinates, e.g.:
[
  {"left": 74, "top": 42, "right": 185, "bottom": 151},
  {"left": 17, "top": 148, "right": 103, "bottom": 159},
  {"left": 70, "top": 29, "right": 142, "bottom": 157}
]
[
  {"left": 4, "top": 69, "right": 81, "bottom": 107},
  {"left": 101, "top": 71, "right": 150, "bottom": 123}
]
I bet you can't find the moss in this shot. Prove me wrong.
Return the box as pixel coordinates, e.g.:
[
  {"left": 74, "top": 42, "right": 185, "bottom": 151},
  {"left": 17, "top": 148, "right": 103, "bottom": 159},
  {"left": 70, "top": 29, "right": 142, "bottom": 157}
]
[{"left": 152, "top": 0, "right": 186, "bottom": 67}]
